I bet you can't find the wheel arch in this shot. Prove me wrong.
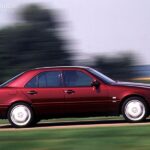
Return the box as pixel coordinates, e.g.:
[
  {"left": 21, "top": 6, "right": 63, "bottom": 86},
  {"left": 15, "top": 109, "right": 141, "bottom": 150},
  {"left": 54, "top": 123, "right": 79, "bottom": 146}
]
[{"left": 119, "top": 94, "right": 150, "bottom": 114}]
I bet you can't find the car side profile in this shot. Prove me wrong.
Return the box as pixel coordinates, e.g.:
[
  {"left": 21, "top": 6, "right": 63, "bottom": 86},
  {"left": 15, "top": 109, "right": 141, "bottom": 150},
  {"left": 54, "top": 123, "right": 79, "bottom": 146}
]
[{"left": 0, "top": 66, "right": 150, "bottom": 127}]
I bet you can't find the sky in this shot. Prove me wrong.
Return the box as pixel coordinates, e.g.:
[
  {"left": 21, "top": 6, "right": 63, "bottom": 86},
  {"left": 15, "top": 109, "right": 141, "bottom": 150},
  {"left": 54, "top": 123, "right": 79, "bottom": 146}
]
[{"left": 0, "top": 0, "right": 150, "bottom": 65}]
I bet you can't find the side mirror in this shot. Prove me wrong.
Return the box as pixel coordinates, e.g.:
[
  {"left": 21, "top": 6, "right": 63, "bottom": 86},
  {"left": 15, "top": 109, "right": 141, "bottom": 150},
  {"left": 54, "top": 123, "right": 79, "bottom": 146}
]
[{"left": 91, "top": 80, "right": 100, "bottom": 88}]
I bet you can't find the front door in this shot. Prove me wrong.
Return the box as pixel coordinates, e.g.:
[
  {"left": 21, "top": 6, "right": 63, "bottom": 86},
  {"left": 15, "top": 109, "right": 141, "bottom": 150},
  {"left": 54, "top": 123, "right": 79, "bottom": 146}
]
[{"left": 62, "top": 69, "right": 110, "bottom": 116}]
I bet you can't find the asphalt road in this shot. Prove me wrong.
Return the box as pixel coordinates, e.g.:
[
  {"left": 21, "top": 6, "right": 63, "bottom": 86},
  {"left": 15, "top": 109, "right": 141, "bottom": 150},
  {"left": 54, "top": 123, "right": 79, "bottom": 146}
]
[{"left": 0, "top": 119, "right": 150, "bottom": 131}]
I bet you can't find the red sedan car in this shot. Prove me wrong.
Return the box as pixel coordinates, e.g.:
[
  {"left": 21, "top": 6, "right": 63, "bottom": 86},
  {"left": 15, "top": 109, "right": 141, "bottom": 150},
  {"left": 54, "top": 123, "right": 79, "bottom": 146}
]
[{"left": 0, "top": 66, "right": 150, "bottom": 127}]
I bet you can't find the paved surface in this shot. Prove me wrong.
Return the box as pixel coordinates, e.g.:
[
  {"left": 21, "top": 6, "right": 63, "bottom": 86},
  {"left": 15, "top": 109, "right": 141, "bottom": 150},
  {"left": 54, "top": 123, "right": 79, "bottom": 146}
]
[{"left": 0, "top": 119, "right": 150, "bottom": 131}]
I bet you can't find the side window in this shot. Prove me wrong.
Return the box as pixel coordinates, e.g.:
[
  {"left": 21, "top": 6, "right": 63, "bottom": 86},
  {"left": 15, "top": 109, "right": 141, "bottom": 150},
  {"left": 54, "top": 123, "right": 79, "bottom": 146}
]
[
  {"left": 25, "top": 71, "right": 62, "bottom": 88},
  {"left": 38, "top": 73, "right": 47, "bottom": 88},
  {"left": 63, "top": 70, "right": 93, "bottom": 87},
  {"left": 46, "top": 71, "right": 62, "bottom": 87},
  {"left": 25, "top": 76, "right": 37, "bottom": 88}
]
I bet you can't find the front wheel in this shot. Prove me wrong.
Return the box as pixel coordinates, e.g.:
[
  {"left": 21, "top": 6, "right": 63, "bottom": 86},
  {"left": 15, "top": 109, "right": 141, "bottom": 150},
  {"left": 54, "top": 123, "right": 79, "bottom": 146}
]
[
  {"left": 122, "top": 97, "right": 148, "bottom": 122},
  {"left": 8, "top": 103, "right": 34, "bottom": 128}
]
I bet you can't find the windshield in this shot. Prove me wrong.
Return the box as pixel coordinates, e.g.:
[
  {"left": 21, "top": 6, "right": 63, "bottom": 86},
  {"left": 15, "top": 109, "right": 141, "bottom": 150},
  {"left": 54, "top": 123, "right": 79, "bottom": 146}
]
[
  {"left": 87, "top": 68, "right": 115, "bottom": 84},
  {"left": 0, "top": 72, "right": 25, "bottom": 87}
]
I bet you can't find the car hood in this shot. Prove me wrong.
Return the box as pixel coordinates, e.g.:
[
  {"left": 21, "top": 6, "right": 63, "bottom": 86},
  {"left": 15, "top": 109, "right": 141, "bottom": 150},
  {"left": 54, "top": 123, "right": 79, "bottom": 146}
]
[{"left": 114, "top": 81, "right": 150, "bottom": 89}]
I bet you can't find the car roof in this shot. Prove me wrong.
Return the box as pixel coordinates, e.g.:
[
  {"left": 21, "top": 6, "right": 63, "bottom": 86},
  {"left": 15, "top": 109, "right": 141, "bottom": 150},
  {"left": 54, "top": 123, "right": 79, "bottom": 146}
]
[{"left": 30, "top": 66, "right": 90, "bottom": 71}]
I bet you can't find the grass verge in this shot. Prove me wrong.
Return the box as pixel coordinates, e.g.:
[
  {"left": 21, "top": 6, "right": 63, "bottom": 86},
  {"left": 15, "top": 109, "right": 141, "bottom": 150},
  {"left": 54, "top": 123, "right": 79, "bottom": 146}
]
[{"left": 0, "top": 125, "right": 150, "bottom": 150}]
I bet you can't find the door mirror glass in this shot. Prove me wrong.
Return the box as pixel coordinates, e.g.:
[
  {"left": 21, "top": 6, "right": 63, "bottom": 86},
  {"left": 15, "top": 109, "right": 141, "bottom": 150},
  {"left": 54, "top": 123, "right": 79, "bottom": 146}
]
[{"left": 91, "top": 80, "right": 100, "bottom": 88}]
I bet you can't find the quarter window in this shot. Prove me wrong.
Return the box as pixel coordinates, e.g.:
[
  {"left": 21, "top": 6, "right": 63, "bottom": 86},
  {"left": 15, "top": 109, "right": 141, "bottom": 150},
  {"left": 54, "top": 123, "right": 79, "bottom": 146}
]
[
  {"left": 63, "top": 70, "right": 93, "bottom": 87},
  {"left": 25, "top": 76, "right": 38, "bottom": 88}
]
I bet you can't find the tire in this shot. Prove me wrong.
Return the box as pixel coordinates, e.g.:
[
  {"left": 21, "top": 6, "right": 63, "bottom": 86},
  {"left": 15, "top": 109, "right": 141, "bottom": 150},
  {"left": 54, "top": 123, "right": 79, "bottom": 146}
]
[
  {"left": 122, "top": 97, "right": 148, "bottom": 122},
  {"left": 8, "top": 102, "right": 34, "bottom": 128}
]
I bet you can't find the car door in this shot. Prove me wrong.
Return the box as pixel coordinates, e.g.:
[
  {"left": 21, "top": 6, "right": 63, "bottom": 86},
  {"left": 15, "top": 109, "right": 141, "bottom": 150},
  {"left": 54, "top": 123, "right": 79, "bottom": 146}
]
[
  {"left": 22, "top": 70, "right": 65, "bottom": 116},
  {"left": 62, "top": 69, "right": 110, "bottom": 115}
]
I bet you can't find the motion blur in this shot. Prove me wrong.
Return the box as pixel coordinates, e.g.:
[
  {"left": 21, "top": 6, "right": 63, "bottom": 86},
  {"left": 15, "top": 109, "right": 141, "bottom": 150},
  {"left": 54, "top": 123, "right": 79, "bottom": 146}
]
[{"left": 0, "top": 3, "right": 149, "bottom": 84}]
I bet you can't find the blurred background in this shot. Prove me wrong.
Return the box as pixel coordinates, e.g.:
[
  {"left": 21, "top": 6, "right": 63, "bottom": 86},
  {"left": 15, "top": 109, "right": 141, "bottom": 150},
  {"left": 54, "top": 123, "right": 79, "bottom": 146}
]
[
  {"left": 1, "top": 2, "right": 150, "bottom": 150},
  {"left": 0, "top": 0, "right": 150, "bottom": 83}
]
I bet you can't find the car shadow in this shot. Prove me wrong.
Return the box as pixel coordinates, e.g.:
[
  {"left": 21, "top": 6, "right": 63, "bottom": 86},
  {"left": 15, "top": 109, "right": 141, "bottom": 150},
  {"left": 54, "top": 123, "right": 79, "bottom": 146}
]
[{"left": 1, "top": 118, "right": 150, "bottom": 129}]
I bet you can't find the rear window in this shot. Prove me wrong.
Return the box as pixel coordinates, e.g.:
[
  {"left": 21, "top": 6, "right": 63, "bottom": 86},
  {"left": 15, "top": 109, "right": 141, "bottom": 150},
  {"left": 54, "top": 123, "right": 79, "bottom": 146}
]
[{"left": 0, "top": 72, "right": 25, "bottom": 87}]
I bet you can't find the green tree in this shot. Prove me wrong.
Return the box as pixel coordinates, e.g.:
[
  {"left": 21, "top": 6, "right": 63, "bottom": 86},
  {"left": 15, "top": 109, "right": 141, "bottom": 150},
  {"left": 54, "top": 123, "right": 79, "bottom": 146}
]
[{"left": 0, "top": 4, "right": 72, "bottom": 83}]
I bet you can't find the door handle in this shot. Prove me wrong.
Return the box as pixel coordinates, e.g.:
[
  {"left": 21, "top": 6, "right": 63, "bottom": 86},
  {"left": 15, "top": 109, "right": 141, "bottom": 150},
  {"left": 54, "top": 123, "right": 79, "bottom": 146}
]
[
  {"left": 64, "top": 90, "right": 75, "bottom": 94},
  {"left": 27, "top": 90, "right": 38, "bottom": 95}
]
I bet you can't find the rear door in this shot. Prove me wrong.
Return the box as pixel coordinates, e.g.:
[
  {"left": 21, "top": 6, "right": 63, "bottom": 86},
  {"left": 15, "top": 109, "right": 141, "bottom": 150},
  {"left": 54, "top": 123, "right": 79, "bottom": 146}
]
[
  {"left": 23, "top": 70, "right": 65, "bottom": 116},
  {"left": 62, "top": 69, "right": 110, "bottom": 115}
]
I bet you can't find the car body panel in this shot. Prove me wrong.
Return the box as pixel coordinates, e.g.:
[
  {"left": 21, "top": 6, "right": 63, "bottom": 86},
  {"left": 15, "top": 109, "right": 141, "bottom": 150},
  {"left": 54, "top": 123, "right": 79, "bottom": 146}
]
[
  {"left": 0, "top": 66, "right": 150, "bottom": 119},
  {"left": 22, "top": 87, "right": 65, "bottom": 116},
  {"left": 63, "top": 85, "right": 111, "bottom": 115}
]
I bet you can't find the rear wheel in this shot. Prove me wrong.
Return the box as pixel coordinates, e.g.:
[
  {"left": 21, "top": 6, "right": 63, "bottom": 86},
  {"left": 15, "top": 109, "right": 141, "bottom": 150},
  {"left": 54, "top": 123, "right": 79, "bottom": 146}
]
[
  {"left": 8, "top": 103, "right": 34, "bottom": 128},
  {"left": 122, "top": 97, "right": 148, "bottom": 122}
]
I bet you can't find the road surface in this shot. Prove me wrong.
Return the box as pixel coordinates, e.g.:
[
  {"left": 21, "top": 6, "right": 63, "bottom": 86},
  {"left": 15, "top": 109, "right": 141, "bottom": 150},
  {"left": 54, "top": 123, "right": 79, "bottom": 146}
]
[{"left": 0, "top": 119, "right": 150, "bottom": 131}]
